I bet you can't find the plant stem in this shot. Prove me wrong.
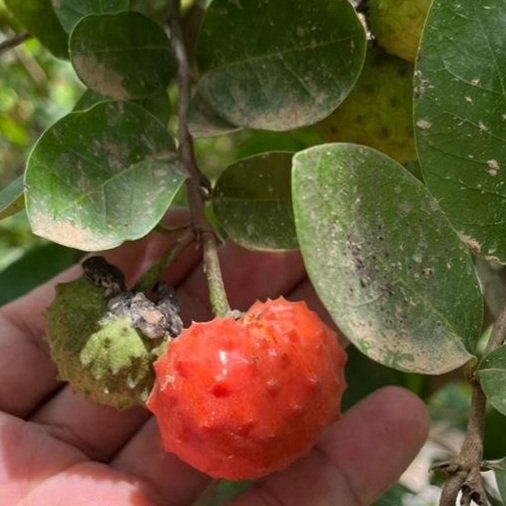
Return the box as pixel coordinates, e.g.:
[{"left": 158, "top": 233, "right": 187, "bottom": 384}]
[
  {"left": 0, "top": 32, "right": 31, "bottom": 55},
  {"left": 169, "top": 1, "right": 230, "bottom": 317},
  {"left": 439, "top": 378, "right": 486, "bottom": 506},
  {"left": 438, "top": 302, "right": 506, "bottom": 505},
  {"left": 136, "top": 228, "right": 195, "bottom": 293}
]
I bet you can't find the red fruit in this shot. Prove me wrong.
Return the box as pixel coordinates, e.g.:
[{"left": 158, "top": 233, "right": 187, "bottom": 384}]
[{"left": 146, "top": 297, "right": 347, "bottom": 480}]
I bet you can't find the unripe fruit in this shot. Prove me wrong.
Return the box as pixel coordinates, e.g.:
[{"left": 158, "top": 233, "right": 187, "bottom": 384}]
[
  {"left": 315, "top": 44, "right": 416, "bottom": 164},
  {"left": 147, "top": 297, "right": 347, "bottom": 480},
  {"left": 367, "top": 0, "right": 432, "bottom": 63},
  {"left": 45, "top": 261, "right": 180, "bottom": 409}
]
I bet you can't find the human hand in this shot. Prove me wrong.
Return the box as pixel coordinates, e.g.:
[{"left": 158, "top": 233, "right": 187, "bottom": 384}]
[{"left": 0, "top": 212, "right": 429, "bottom": 505}]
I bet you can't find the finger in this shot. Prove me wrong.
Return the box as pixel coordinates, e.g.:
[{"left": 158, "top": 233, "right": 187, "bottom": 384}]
[
  {"left": 0, "top": 314, "right": 59, "bottom": 417},
  {"left": 21, "top": 462, "right": 158, "bottom": 506},
  {"left": 111, "top": 419, "right": 210, "bottom": 506},
  {"left": 0, "top": 412, "right": 157, "bottom": 506},
  {"left": 31, "top": 390, "right": 150, "bottom": 462},
  {"left": 232, "top": 386, "right": 429, "bottom": 506},
  {"left": 178, "top": 244, "right": 305, "bottom": 323},
  {"left": 0, "top": 211, "right": 199, "bottom": 418}
]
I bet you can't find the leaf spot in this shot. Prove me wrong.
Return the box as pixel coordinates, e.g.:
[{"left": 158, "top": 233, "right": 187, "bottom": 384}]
[
  {"left": 416, "top": 119, "right": 432, "bottom": 130},
  {"left": 487, "top": 159, "right": 500, "bottom": 176}
]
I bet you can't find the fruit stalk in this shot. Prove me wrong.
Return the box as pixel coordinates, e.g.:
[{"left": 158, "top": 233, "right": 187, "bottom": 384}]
[{"left": 169, "top": 1, "right": 230, "bottom": 317}]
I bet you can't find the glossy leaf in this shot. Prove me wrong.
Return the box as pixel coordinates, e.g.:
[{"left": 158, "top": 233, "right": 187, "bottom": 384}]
[
  {"left": 25, "top": 101, "right": 187, "bottom": 251},
  {"left": 5, "top": 0, "right": 68, "bottom": 58},
  {"left": 213, "top": 152, "right": 297, "bottom": 250},
  {"left": 51, "top": 0, "right": 130, "bottom": 32},
  {"left": 74, "top": 89, "right": 171, "bottom": 125},
  {"left": 479, "top": 345, "right": 506, "bottom": 416},
  {"left": 415, "top": 0, "right": 506, "bottom": 261},
  {"left": 196, "top": 0, "right": 366, "bottom": 131},
  {"left": 292, "top": 143, "right": 482, "bottom": 374},
  {"left": 0, "top": 176, "right": 24, "bottom": 221},
  {"left": 70, "top": 12, "right": 175, "bottom": 99}
]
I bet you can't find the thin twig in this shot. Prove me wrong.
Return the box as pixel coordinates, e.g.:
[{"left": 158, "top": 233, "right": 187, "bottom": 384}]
[
  {"left": 0, "top": 32, "right": 32, "bottom": 54},
  {"left": 438, "top": 302, "right": 506, "bottom": 505},
  {"left": 136, "top": 228, "right": 195, "bottom": 293},
  {"left": 439, "top": 378, "right": 487, "bottom": 506},
  {"left": 169, "top": 1, "right": 230, "bottom": 317}
]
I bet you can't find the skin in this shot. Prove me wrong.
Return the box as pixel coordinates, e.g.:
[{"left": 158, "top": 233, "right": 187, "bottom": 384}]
[{"left": 0, "top": 211, "right": 429, "bottom": 505}]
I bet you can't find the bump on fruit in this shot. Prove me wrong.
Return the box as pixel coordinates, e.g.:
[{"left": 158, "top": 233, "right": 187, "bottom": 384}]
[
  {"left": 45, "top": 260, "right": 181, "bottom": 410},
  {"left": 315, "top": 43, "right": 416, "bottom": 164},
  {"left": 147, "top": 297, "right": 347, "bottom": 480},
  {"left": 367, "top": 0, "right": 432, "bottom": 63}
]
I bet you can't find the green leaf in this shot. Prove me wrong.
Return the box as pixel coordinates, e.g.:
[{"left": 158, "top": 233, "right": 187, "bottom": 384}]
[
  {"left": 74, "top": 89, "right": 171, "bottom": 125},
  {"left": 0, "top": 243, "right": 77, "bottom": 305},
  {"left": 130, "top": 0, "right": 172, "bottom": 23},
  {"left": 484, "top": 409, "right": 506, "bottom": 460},
  {"left": 415, "top": 0, "right": 506, "bottom": 262},
  {"left": 188, "top": 92, "right": 240, "bottom": 138},
  {"left": 0, "top": 176, "right": 24, "bottom": 221},
  {"left": 196, "top": 0, "right": 366, "bottom": 131},
  {"left": 479, "top": 345, "right": 506, "bottom": 416},
  {"left": 69, "top": 12, "right": 175, "bottom": 99},
  {"left": 5, "top": 0, "right": 68, "bottom": 58},
  {"left": 213, "top": 152, "right": 297, "bottom": 251},
  {"left": 292, "top": 143, "right": 482, "bottom": 374},
  {"left": 51, "top": 0, "right": 130, "bottom": 32},
  {"left": 25, "top": 101, "right": 188, "bottom": 251}
]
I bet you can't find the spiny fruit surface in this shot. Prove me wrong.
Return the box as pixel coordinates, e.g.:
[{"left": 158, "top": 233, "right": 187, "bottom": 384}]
[
  {"left": 147, "top": 297, "right": 347, "bottom": 480},
  {"left": 315, "top": 44, "right": 416, "bottom": 164},
  {"left": 45, "top": 277, "right": 167, "bottom": 409},
  {"left": 367, "top": 0, "right": 432, "bottom": 63}
]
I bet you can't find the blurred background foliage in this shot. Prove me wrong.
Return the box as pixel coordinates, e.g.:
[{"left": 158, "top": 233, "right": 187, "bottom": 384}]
[{"left": 1, "top": 0, "right": 85, "bottom": 300}]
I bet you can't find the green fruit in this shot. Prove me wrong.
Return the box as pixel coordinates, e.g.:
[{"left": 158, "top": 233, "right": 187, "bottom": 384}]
[
  {"left": 315, "top": 44, "right": 416, "bottom": 164},
  {"left": 46, "top": 277, "right": 167, "bottom": 409},
  {"left": 367, "top": 0, "right": 432, "bottom": 63}
]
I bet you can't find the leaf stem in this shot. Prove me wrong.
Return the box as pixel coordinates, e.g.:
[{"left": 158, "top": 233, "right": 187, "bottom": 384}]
[
  {"left": 438, "top": 301, "right": 506, "bottom": 506},
  {"left": 0, "top": 32, "right": 32, "bottom": 55},
  {"left": 136, "top": 228, "right": 195, "bottom": 293},
  {"left": 169, "top": 1, "right": 230, "bottom": 317}
]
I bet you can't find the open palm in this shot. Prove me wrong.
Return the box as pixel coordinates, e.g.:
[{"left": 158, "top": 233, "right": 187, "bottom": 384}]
[{"left": 0, "top": 212, "right": 428, "bottom": 505}]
